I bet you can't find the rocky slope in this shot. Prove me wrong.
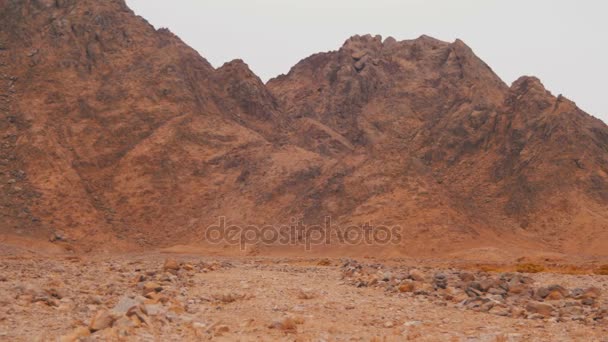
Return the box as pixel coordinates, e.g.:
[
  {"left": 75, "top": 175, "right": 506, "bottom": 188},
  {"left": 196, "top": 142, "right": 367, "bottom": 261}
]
[{"left": 1, "top": 0, "right": 607, "bottom": 256}]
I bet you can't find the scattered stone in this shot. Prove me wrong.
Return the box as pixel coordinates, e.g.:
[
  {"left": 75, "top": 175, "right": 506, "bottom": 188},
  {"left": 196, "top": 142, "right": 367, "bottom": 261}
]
[
  {"left": 582, "top": 298, "right": 595, "bottom": 306},
  {"left": 214, "top": 324, "right": 230, "bottom": 335},
  {"left": 89, "top": 309, "right": 115, "bottom": 332},
  {"left": 213, "top": 292, "right": 245, "bottom": 303},
  {"left": 112, "top": 296, "right": 140, "bottom": 315},
  {"left": 144, "top": 304, "right": 164, "bottom": 316},
  {"left": 163, "top": 258, "right": 180, "bottom": 273},
  {"left": 458, "top": 272, "right": 475, "bottom": 282},
  {"left": 59, "top": 327, "right": 90, "bottom": 342},
  {"left": 581, "top": 287, "right": 601, "bottom": 300},
  {"left": 398, "top": 281, "right": 416, "bottom": 293},
  {"left": 525, "top": 302, "right": 555, "bottom": 317},
  {"left": 408, "top": 269, "right": 425, "bottom": 282},
  {"left": 297, "top": 288, "right": 316, "bottom": 300},
  {"left": 142, "top": 282, "right": 163, "bottom": 295},
  {"left": 433, "top": 273, "right": 447, "bottom": 289},
  {"left": 268, "top": 318, "right": 297, "bottom": 332}
]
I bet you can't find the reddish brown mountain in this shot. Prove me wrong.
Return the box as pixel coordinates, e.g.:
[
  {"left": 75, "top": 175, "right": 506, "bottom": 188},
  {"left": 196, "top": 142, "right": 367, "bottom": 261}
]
[{"left": 1, "top": 0, "right": 607, "bottom": 256}]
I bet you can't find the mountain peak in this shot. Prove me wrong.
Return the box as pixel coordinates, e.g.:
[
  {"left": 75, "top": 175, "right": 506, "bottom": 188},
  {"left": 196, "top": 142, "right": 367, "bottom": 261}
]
[{"left": 1, "top": 0, "right": 608, "bottom": 258}]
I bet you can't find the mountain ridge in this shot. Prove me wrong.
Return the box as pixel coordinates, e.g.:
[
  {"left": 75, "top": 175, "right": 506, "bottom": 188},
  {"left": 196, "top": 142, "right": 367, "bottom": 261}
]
[{"left": 1, "top": 0, "right": 607, "bottom": 257}]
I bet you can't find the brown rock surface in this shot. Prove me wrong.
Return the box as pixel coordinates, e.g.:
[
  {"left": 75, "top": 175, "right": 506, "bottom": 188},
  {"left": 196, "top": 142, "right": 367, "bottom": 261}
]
[{"left": 0, "top": 0, "right": 607, "bottom": 261}]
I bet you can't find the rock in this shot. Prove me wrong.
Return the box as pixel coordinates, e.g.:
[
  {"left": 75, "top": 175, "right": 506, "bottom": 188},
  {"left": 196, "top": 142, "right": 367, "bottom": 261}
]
[
  {"left": 433, "top": 273, "right": 447, "bottom": 289},
  {"left": 268, "top": 318, "right": 297, "bottom": 332},
  {"left": 44, "top": 286, "right": 66, "bottom": 299},
  {"left": 458, "top": 272, "right": 475, "bottom": 282},
  {"left": 547, "top": 284, "right": 568, "bottom": 297},
  {"left": 511, "top": 307, "right": 526, "bottom": 318},
  {"left": 59, "top": 327, "right": 90, "bottom": 342},
  {"left": 508, "top": 283, "right": 531, "bottom": 295},
  {"left": 163, "top": 258, "right": 180, "bottom": 273},
  {"left": 85, "top": 295, "right": 103, "bottom": 305},
  {"left": 144, "top": 304, "right": 164, "bottom": 316},
  {"left": 112, "top": 296, "right": 140, "bottom": 315},
  {"left": 465, "top": 286, "right": 482, "bottom": 298},
  {"left": 582, "top": 298, "right": 595, "bottom": 306},
  {"left": 468, "top": 281, "right": 483, "bottom": 292},
  {"left": 214, "top": 324, "right": 230, "bottom": 335},
  {"left": 581, "top": 287, "right": 601, "bottom": 300},
  {"left": 414, "top": 283, "right": 434, "bottom": 296},
  {"left": 525, "top": 302, "right": 555, "bottom": 317},
  {"left": 479, "top": 301, "right": 495, "bottom": 312},
  {"left": 479, "top": 279, "right": 494, "bottom": 292},
  {"left": 126, "top": 305, "right": 148, "bottom": 326},
  {"left": 408, "top": 269, "right": 425, "bottom": 282},
  {"left": 383, "top": 321, "right": 394, "bottom": 328},
  {"left": 489, "top": 305, "right": 511, "bottom": 317},
  {"left": 398, "top": 281, "right": 416, "bottom": 293},
  {"left": 351, "top": 50, "right": 368, "bottom": 61},
  {"left": 403, "top": 320, "right": 423, "bottom": 327},
  {"left": 570, "top": 288, "right": 584, "bottom": 298},
  {"left": 89, "top": 309, "right": 115, "bottom": 332},
  {"left": 534, "top": 287, "right": 550, "bottom": 299},
  {"left": 114, "top": 316, "right": 137, "bottom": 329},
  {"left": 49, "top": 230, "right": 67, "bottom": 242},
  {"left": 142, "top": 282, "right": 163, "bottom": 295},
  {"left": 545, "top": 290, "right": 565, "bottom": 300},
  {"left": 297, "top": 288, "right": 316, "bottom": 300}
]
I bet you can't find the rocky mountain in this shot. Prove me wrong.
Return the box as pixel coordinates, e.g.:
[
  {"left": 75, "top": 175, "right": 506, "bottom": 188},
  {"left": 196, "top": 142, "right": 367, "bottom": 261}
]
[{"left": 1, "top": 0, "right": 607, "bottom": 256}]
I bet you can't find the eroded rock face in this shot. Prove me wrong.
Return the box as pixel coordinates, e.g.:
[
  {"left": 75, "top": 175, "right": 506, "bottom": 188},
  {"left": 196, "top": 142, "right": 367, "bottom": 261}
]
[{"left": 0, "top": 1, "right": 607, "bottom": 255}]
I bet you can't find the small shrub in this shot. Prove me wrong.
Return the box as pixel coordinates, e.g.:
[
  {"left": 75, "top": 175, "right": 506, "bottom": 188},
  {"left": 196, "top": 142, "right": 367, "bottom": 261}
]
[
  {"left": 516, "top": 263, "right": 545, "bottom": 273},
  {"left": 594, "top": 264, "right": 608, "bottom": 275},
  {"left": 317, "top": 258, "right": 332, "bottom": 266}
]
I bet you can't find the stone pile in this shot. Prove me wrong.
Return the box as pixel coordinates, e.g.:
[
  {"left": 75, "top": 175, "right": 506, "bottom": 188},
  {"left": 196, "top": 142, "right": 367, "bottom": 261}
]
[{"left": 340, "top": 260, "right": 607, "bottom": 325}]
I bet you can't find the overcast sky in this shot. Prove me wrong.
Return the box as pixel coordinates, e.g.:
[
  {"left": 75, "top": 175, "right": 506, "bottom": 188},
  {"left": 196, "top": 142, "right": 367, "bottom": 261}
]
[{"left": 127, "top": 0, "right": 607, "bottom": 123}]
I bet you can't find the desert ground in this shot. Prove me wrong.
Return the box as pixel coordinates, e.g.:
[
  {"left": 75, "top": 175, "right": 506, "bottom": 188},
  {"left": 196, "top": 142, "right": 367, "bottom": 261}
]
[{"left": 1, "top": 242, "right": 607, "bottom": 341}]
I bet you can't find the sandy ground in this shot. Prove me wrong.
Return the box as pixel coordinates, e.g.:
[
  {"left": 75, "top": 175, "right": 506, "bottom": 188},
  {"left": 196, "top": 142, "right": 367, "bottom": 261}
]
[{"left": 0, "top": 245, "right": 607, "bottom": 341}]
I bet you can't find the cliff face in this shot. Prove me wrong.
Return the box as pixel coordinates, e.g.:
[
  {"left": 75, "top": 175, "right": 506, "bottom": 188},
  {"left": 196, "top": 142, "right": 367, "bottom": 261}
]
[{"left": 1, "top": 1, "right": 607, "bottom": 255}]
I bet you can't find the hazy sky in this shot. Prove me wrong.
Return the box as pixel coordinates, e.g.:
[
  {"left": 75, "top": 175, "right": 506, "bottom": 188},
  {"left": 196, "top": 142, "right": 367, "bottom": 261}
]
[{"left": 127, "top": 0, "right": 608, "bottom": 123}]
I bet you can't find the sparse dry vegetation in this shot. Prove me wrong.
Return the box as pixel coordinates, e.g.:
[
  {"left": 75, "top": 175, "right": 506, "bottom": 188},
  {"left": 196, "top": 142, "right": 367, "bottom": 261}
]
[
  {"left": 516, "top": 263, "right": 545, "bottom": 273},
  {"left": 595, "top": 264, "right": 608, "bottom": 275}
]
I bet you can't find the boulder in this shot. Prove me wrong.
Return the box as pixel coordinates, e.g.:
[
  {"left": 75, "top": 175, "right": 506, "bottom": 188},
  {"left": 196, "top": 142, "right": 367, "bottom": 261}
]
[
  {"left": 163, "top": 259, "right": 180, "bottom": 273},
  {"left": 89, "top": 309, "right": 115, "bottom": 332},
  {"left": 408, "top": 269, "right": 425, "bottom": 282},
  {"left": 525, "top": 302, "right": 555, "bottom": 317}
]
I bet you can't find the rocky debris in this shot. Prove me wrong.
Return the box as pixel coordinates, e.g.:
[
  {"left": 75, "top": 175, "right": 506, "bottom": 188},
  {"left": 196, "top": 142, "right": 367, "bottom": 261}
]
[
  {"left": 296, "top": 288, "right": 316, "bottom": 300},
  {"left": 49, "top": 230, "right": 66, "bottom": 242},
  {"left": 408, "top": 269, "right": 426, "bottom": 282},
  {"left": 525, "top": 302, "right": 555, "bottom": 318},
  {"left": 58, "top": 327, "right": 90, "bottom": 342},
  {"left": 89, "top": 309, "right": 115, "bottom": 332},
  {"left": 268, "top": 317, "right": 298, "bottom": 333},
  {"left": 1, "top": 254, "right": 607, "bottom": 340},
  {"left": 163, "top": 258, "right": 180, "bottom": 273},
  {"left": 433, "top": 273, "right": 448, "bottom": 289},
  {"left": 142, "top": 281, "right": 163, "bottom": 295},
  {"left": 212, "top": 292, "right": 247, "bottom": 303},
  {"left": 340, "top": 260, "right": 607, "bottom": 325}
]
